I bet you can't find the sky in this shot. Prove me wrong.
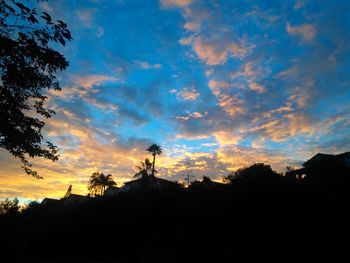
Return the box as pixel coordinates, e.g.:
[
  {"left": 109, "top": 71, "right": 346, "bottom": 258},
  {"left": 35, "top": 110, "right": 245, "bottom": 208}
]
[{"left": 1, "top": 0, "right": 350, "bottom": 202}]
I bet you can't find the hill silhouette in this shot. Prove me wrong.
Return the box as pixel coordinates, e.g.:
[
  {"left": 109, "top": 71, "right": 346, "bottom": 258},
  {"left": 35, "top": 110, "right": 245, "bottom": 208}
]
[{"left": 1, "top": 160, "right": 350, "bottom": 263}]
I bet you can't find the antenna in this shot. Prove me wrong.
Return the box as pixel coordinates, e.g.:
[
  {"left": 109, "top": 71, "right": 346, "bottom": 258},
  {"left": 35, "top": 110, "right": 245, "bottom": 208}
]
[
  {"left": 63, "top": 185, "right": 72, "bottom": 199},
  {"left": 182, "top": 159, "right": 194, "bottom": 187}
]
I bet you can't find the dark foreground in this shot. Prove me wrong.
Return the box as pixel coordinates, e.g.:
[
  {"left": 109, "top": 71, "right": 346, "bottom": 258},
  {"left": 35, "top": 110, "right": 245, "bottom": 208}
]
[{"left": 1, "top": 175, "right": 350, "bottom": 263}]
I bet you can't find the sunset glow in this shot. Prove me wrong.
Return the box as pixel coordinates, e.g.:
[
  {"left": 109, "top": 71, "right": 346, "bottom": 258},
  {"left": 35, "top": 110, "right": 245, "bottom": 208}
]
[{"left": 1, "top": 0, "right": 349, "bottom": 201}]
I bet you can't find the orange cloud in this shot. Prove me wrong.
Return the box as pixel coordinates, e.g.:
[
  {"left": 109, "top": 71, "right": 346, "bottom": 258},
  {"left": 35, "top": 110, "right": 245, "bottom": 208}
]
[
  {"left": 208, "top": 80, "right": 230, "bottom": 89},
  {"left": 208, "top": 79, "right": 246, "bottom": 116},
  {"left": 214, "top": 131, "right": 242, "bottom": 146},
  {"left": 248, "top": 82, "right": 266, "bottom": 93},
  {"left": 74, "top": 74, "right": 117, "bottom": 89},
  {"left": 286, "top": 23, "right": 316, "bottom": 41},
  {"left": 192, "top": 38, "right": 248, "bottom": 66},
  {"left": 160, "top": 0, "right": 192, "bottom": 8},
  {"left": 249, "top": 113, "right": 316, "bottom": 142},
  {"left": 175, "top": 87, "right": 200, "bottom": 101},
  {"left": 261, "top": 103, "right": 293, "bottom": 118},
  {"left": 184, "top": 21, "right": 200, "bottom": 31},
  {"left": 217, "top": 146, "right": 293, "bottom": 172}
]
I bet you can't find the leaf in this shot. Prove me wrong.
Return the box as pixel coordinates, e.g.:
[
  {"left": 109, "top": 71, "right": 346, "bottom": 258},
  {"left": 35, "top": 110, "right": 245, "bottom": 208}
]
[
  {"left": 15, "top": 2, "right": 31, "bottom": 13},
  {"left": 4, "top": 3, "right": 15, "bottom": 13},
  {"left": 15, "top": 2, "right": 26, "bottom": 9},
  {"left": 62, "top": 30, "right": 72, "bottom": 40},
  {"left": 58, "top": 36, "right": 65, "bottom": 46},
  {"left": 41, "top": 12, "right": 52, "bottom": 23},
  {"left": 29, "top": 15, "right": 39, "bottom": 24},
  {"left": 57, "top": 20, "right": 67, "bottom": 27}
]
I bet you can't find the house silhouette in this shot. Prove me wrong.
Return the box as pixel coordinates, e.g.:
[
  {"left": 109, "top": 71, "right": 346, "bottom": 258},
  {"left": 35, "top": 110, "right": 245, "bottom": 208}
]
[
  {"left": 119, "top": 175, "right": 181, "bottom": 193},
  {"left": 286, "top": 152, "right": 350, "bottom": 180},
  {"left": 189, "top": 176, "right": 225, "bottom": 190},
  {"left": 41, "top": 185, "right": 90, "bottom": 206}
]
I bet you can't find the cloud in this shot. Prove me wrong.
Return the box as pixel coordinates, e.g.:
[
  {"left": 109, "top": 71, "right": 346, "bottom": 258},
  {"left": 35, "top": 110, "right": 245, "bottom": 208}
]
[
  {"left": 175, "top": 87, "right": 200, "bottom": 101},
  {"left": 48, "top": 74, "right": 119, "bottom": 113},
  {"left": 174, "top": 2, "right": 255, "bottom": 67},
  {"left": 213, "top": 131, "right": 241, "bottom": 146},
  {"left": 160, "top": 0, "right": 192, "bottom": 8},
  {"left": 261, "top": 103, "right": 293, "bottom": 119},
  {"left": 217, "top": 94, "right": 246, "bottom": 117},
  {"left": 288, "top": 87, "right": 311, "bottom": 109},
  {"left": 294, "top": 0, "right": 304, "bottom": 10},
  {"left": 179, "top": 36, "right": 194, "bottom": 45},
  {"left": 184, "top": 21, "right": 200, "bottom": 31},
  {"left": 2, "top": 0, "right": 350, "bottom": 202},
  {"left": 217, "top": 145, "right": 300, "bottom": 172},
  {"left": 207, "top": 79, "right": 246, "bottom": 117},
  {"left": 164, "top": 152, "right": 231, "bottom": 182},
  {"left": 208, "top": 80, "right": 230, "bottom": 89},
  {"left": 230, "top": 62, "right": 269, "bottom": 94},
  {"left": 286, "top": 23, "right": 316, "bottom": 41},
  {"left": 39, "top": 1, "right": 53, "bottom": 13},
  {"left": 74, "top": 74, "right": 118, "bottom": 89},
  {"left": 76, "top": 8, "right": 97, "bottom": 27},
  {"left": 245, "top": 6, "right": 280, "bottom": 23},
  {"left": 191, "top": 37, "right": 249, "bottom": 66},
  {"left": 248, "top": 82, "right": 266, "bottom": 93},
  {"left": 0, "top": 115, "right": 157, "bottom": 199},
  {"left": 230, "top": 65, "right": 253, "bottom": 81},
  {"left": 176, "top": 111, "right": 207, "bottom": 121},
  {"left": 118, "top": 107, "right": 150, "bottom": 125},
  {"left": 134, "top": 60, "right": 162, "bottom": 70},
  {"left": 96, "top": 26, "right": 104, "bottom": 37},
  {"left": 249, "top": 113, "right": 316, "bottom": 142}
]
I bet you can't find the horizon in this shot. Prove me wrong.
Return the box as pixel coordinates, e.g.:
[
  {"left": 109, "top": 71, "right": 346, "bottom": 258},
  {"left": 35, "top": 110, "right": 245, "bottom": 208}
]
[{"left": 1, "top": 0, "right": 350, "bottom": 201}]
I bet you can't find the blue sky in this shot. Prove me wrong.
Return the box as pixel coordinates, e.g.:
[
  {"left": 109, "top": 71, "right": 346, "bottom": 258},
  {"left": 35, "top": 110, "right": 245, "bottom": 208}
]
[{"left": 1, "top": 0, "right": 350, "bottom": 200}]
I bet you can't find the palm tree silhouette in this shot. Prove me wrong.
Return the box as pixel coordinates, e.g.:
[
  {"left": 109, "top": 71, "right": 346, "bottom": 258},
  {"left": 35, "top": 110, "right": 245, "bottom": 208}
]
[
  {"left": 88, "top": 172, "right": 116, "bottom": 196},
  {"left": 134, "top": 158, "right": 153, "bottom": 179},
  {"left": 99, "top": 173, "right": 117, "bottom": 194},
  {"left": 88, "top": 172, "right": 100, "bottom": 196},
  {"left": 147, "top": 144, "right": 162, "bottom": 178}
]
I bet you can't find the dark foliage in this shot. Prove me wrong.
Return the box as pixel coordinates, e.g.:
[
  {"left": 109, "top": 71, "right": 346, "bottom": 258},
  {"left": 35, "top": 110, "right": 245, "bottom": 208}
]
[
  {"left": 147, "top": 143, "right": 162, "bottom": 177},
  {"left": 1, "top": 165, "right": 349, "bottom": 263},
  {"left": 0, "top": 198, "right": 19, "bottom": 215},
  {"left": 134, "top": 158, "right": 154, "bottom": 179},
  {"left": 87, "top": 172, "right": 116, "bottom": 196},
  {"left": 0, "top": 0, "right": 71, "bottom": 178}
]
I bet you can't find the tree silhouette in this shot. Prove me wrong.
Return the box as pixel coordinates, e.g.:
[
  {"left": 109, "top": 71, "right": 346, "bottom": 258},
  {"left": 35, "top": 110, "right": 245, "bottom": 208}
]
[
  {"left": 285, "top": 166, "right": 294, "bottom": 174},
  {"left": 223, "top": 163, "right": 279, "bottom": 185},
  {"left": 0, "top": 198, "right": 19, "bottom": 215},
  {"left": 88, "top": 173, "right": 100, "bottom": 196},
  {"left": 0, "top": 1, "right": 72, "bottom": 178},
  {"left": 99, "top": 173, "right": 117, "bottom": 194},
  {"left": 134, "top": 158, "right": 154, "bottom": 179},
  {"left": 88, "top": 172, "right": 116, "bottom": 196},
  {"left": 146, "top": 144, "right": 162, "bottom": 178},
  {"left": 223, "top": 171, "right": 235, "bottom": 184}
]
